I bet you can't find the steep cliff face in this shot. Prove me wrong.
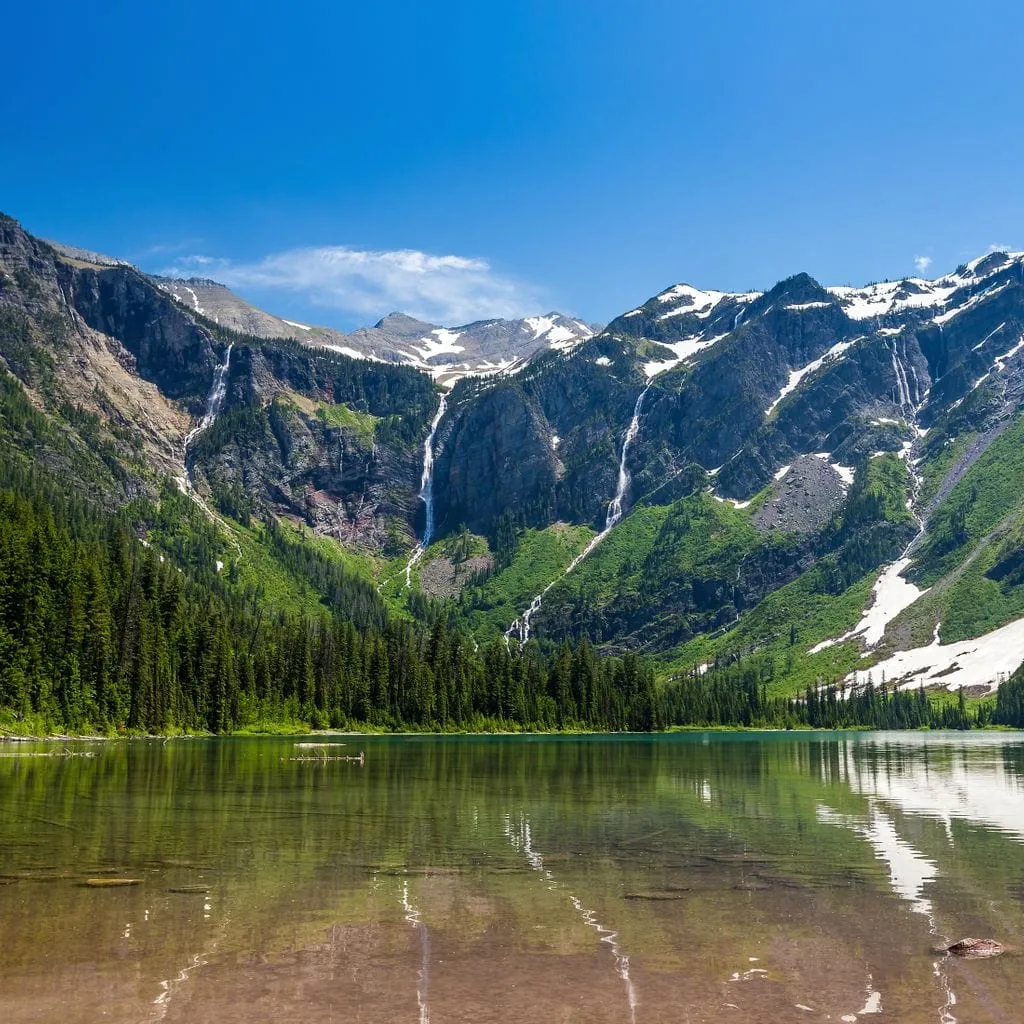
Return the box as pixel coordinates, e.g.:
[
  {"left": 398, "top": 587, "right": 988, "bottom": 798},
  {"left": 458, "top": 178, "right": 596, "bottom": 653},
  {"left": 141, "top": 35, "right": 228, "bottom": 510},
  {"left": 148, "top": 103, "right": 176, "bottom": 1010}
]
[
  {"left": 0, "top": 214, "right": 430, "bottom": 552},
  {"left": 187, "top": 341, "right": 431, "bottom": 551},
  {"left": 9, "top": 210, "right": 1024, "bottom": 691},
  {"left": 433, "top": 340, "right": 651, "bottom": 535},
  {"left": 0, "top": 214, "right": 194, "bottom": 498},
  {"left": 58, "top": 261, "right": 222, "bottom": 404}
]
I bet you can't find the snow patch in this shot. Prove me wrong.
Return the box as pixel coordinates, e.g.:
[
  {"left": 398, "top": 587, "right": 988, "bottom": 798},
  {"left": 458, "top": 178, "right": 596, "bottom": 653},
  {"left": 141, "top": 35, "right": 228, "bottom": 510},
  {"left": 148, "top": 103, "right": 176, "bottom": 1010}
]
[
  {"left": 595, "top": 356, "right": 613, "bottom": 367},
  {"left": 712, "top": 492, "right": 752, "bottom": 510},
  {"left": 809, "top": 558, "right": 927, "bottom": 653},
  {"left": 282, "top": 318, "right": 311, "bottom": 331},
  {"left": 933, "top": 279, "right": 1013, "bottom": 326},
  {"left": 410, "top": 328, "right": 466, "bottom": 361},
  {"left": 828, "top": 279, "right": 958, "bottom": 320},
  {"left": 325, "top": 344, "right": 375, "bottom": 361},
  {"left": 765, "top": 340, "right": 856, "bottom": 416},
  {"left": 831, "top": 463, "right": 855, "bottom": 487},
  {"left": 784, "top": 301, "right": 832, "bottom": 311},
  {"left": 773, "top": 464, "right": 791, "bottom": 481},
  {"left": 644, "top": 332, "right": 730, "bottom": 380},
  {"left": 971, "top": 321, "right": 1007, "bottom": 351},
  {"left": 848, "top": 615, "right": 1024, "bottom": 693}
]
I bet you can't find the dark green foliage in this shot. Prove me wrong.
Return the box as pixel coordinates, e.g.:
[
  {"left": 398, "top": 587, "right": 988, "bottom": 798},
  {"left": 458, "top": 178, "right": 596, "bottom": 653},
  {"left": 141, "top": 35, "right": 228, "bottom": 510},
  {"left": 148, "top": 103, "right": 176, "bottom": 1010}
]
[
  {"left": 663, "top": 658, "right": 977, "bottom": 730},
  {"left": 994, "top": 667, "right": 1024, "bottom": 727},
  {"left": 0, "top": 465, "right": 666, "bottom": 734}
]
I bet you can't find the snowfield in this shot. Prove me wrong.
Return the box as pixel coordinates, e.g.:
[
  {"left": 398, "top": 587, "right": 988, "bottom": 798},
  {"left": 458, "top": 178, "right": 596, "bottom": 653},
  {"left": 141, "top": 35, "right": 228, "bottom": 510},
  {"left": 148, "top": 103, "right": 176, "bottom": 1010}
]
[
  {"left": 765, "top": 340, "right": 857, "bottom": 416},
  {"left": 810, "top": 557, "right": 927, "bottom": 654},
  {"left": 848, "top": 616, "right": 1024, "bottom": 693}
]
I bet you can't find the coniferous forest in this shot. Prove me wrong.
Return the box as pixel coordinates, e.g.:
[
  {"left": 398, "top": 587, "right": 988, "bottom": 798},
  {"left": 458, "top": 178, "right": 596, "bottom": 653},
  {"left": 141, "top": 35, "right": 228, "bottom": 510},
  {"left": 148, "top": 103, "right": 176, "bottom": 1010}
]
[{"left": 0, "top": 461, "right": 1003, "bottom": 735}]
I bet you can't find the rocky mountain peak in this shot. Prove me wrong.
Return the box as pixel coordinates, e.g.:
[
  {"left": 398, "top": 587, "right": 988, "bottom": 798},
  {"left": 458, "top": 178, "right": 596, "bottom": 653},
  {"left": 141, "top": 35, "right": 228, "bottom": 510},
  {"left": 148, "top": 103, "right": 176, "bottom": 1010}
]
[{"left": 373, "top": 312, "right": 438, "bottom": 336}]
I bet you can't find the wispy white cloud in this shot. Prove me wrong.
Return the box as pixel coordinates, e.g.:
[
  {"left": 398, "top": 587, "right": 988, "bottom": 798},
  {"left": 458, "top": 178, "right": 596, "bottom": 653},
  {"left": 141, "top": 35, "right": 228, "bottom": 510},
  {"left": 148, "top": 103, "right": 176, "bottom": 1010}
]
[
  {"left": 161, "top": 245, "right": 543, "bottom": 326},
  {"left": 913, "top": 255, "right": 932, "bottom": 273}
]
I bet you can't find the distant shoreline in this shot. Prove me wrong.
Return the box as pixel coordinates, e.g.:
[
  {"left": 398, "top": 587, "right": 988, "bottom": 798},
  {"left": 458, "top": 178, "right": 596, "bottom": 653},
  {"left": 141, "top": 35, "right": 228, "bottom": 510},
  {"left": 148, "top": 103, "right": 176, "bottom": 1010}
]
[{"left": 2, "top": 725, "right": 1019, "bottom": 742}]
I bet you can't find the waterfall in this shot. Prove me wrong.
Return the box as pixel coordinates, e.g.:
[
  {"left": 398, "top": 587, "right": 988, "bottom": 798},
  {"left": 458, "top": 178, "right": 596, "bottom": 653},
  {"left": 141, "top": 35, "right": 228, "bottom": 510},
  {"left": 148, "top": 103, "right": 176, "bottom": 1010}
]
[
  {"left": 888, "top": 340, "right": 913, "bottom": 412},
  {"left": 177, "top": 344, "right": 242, "bottom": 566},
  {"left": 184, "top": 344, "right": 233, "bottom": 454},
  {"left": 402, "top": 396, "right": 448, "bottom": 588},
  {"left": 605, "top": 385, "right": 650, "bottom": 530},
  {"left": 506, "top": 384, "right": 652, "bottom": 642},
  {"left": 419, "top": 396, "right": 447, "bottom": 548},
  {"left": 181, "top": 344, "right": 233, "bottom": 497}
]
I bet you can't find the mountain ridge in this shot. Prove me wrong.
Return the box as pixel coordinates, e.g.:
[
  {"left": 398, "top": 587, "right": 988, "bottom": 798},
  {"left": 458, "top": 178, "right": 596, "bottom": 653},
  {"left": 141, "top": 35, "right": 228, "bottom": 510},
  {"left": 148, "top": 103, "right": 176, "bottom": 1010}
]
[{"left": 4, "top": 209, "right": 1024, "bottom": 712}]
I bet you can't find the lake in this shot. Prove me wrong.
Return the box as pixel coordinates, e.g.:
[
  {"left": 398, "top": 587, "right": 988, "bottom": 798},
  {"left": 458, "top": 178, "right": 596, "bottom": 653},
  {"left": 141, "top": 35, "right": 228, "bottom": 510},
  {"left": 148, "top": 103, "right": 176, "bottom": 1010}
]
[{"left": 0, "top": 732, "right": 1021, "bottom": 1023}]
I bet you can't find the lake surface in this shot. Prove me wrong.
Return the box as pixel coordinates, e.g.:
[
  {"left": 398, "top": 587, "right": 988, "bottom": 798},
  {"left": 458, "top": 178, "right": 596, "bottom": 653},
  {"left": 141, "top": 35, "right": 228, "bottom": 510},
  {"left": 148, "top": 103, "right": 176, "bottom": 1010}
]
[{"left": 1, "top": 732, "right": 1022, "bottom": 1023}]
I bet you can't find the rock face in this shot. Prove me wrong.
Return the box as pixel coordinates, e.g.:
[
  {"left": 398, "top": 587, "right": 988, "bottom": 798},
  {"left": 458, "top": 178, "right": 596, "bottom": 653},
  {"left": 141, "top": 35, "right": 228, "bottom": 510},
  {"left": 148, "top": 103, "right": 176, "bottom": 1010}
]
[
  {"left": 10, "top": 210, "right": 1024, "bottom": 659},
  {"left": 0, "top": 213, "right": 433, "bottom": 551}
]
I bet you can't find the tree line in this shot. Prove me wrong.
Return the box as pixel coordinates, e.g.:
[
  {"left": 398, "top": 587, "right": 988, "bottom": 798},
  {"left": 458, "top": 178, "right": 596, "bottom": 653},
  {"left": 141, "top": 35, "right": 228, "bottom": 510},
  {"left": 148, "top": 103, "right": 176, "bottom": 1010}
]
[{"left": 0, "top": 464, "right": 1013, "bottom": 736}]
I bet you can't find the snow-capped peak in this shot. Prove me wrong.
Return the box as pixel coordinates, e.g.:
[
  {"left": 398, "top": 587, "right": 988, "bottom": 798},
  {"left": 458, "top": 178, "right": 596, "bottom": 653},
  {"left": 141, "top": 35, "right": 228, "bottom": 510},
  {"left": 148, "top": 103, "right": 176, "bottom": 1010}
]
[
  {"left": 652, "top": 284, "right": 760, "bottom": 322},
  {"left": 828, "top": 251, "right": 1024, "bottom": 321},
  {"left": 523, "top": 313, "right": 595, "bottom": 351}
]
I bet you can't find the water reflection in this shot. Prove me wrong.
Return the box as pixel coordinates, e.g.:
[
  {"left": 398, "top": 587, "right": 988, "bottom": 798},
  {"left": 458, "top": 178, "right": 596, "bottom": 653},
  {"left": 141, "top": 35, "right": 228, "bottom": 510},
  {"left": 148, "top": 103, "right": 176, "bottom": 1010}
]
[
  {"left": 505, "top": 812, "right": 638, "bottom": 1023},
  {"left": 0, "top": 733, "right": 1021, "bottom": 1023}
]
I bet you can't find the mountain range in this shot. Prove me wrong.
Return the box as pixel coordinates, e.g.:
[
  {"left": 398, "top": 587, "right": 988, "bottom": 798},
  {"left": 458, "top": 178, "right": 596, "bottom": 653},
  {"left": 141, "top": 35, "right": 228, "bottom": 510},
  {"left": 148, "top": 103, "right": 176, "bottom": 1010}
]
[{"left": 6, "top": 210, "right": 1024, "bottom": 716}]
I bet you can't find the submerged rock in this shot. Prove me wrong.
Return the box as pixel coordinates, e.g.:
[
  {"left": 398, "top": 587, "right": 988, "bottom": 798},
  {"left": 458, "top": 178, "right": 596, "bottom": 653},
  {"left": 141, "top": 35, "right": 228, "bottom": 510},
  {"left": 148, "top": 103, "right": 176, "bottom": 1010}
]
[
  {"left": 624, "top": 888, "right": 691, "bottom": 901},
  {"left": 945, "top": 938, "right": 1005, "bottom": 959}
]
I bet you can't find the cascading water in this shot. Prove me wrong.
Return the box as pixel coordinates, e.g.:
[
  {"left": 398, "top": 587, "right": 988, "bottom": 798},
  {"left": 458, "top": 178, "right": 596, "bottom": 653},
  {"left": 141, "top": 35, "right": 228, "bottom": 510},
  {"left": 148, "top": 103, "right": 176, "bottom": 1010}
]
[
  {"left": 177, "top": 344, "right": 242, "bottom": 566},
  {"left": 887, "top": 339, "right": 914, "bottom": 413},
  {"left": 506, "top": 384, "right": 652, "bottom": 643},
  {"left": 184, "top": 343, "right": 233, "bottom": 461},
  {"left": 605, "top": 386, "right": 649, "bottom": 530},
  {"left": 402, "top": 396, "right": 448, "bottom": 588}
]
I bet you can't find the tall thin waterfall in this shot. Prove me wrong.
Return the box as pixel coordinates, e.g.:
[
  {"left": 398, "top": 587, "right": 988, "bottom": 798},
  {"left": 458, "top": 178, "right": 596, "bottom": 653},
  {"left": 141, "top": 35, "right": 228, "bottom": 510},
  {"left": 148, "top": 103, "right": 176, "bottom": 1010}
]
[
  {"left": 183, "top": 343, "right": 233, "bottom": 484},
  {"left": 605, "top": 386, "right": 649, "bottom": 530},
  {"left": 403, "top": 396, "right": 448, "bottom": 587},
  {"left": 419, "top": 396, "right": 447, "bottom": 548},
  {"left": 185, "top": 344, "right": 233, "bottom": 450},
  {"left": 506, "top": 383, "right": 652, "bottom": 643},
  {"left": 887, "top": 339, "right": 914, "bottom": 413}
]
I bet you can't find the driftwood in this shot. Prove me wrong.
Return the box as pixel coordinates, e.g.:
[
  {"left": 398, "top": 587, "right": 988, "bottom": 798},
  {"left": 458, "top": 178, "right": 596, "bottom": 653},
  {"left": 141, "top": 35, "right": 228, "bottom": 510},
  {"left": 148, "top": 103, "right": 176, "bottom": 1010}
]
[{"left": 287, "top": 752, "right": 365, "bottom": 763}]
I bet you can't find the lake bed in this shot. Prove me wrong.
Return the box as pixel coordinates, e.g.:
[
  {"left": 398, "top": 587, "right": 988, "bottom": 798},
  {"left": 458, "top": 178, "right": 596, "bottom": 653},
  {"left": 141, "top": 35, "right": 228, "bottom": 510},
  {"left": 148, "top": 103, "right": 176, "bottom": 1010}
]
[{"left": 1, "top": 732, "right": 1021, "bottom": 1022}]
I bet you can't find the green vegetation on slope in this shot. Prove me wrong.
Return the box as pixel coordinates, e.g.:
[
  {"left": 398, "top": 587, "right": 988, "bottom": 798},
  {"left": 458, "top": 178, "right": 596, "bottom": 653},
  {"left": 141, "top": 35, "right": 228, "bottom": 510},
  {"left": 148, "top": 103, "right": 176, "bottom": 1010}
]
[
  {"left": 457, "top": 522, "right": 596, "bottom": 640},
  {"left": 315, "top": 400, "right": 378, "bottom": 441},
  {"left": 913, "top": 413, "right": 1024, "bottom": 586}
]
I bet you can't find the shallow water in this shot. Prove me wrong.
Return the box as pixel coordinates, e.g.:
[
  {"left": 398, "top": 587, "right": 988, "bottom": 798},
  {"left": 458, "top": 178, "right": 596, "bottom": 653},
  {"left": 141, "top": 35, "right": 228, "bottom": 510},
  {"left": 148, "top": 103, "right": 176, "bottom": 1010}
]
[{"left": 0, "top": 732, "right": 1022, "bottom": 1023}]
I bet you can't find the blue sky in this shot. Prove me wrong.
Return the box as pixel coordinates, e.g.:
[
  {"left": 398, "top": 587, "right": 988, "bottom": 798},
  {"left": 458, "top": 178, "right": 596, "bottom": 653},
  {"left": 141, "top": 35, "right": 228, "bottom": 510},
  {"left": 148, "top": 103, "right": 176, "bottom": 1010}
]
[{"left": 4, "top": 0, "right": 1024, "bottom": 329}]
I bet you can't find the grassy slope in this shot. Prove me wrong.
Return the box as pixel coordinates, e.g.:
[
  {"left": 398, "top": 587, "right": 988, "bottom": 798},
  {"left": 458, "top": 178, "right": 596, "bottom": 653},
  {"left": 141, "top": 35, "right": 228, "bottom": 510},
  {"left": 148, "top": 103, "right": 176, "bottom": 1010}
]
[
  {"left": 540, "top": 503, "right": 672, "bottom": 605},
  {"left": 458, "top": 523, "right": 596, "bottom": 640},
  {"left": 913, "top": 413, "right": 1024, "bottom": 586},
  {"left": 654, "top": 456, "right": 915, "bottom": 696},
  {"left": 881, "top": 412, "right": 1024, "bottom": 646},
  {"left": 658, "top": 568, "right": 875, "bottom": 696},
  {"left": 315, "top": 401, "right": 378, "bottom": 442}
]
